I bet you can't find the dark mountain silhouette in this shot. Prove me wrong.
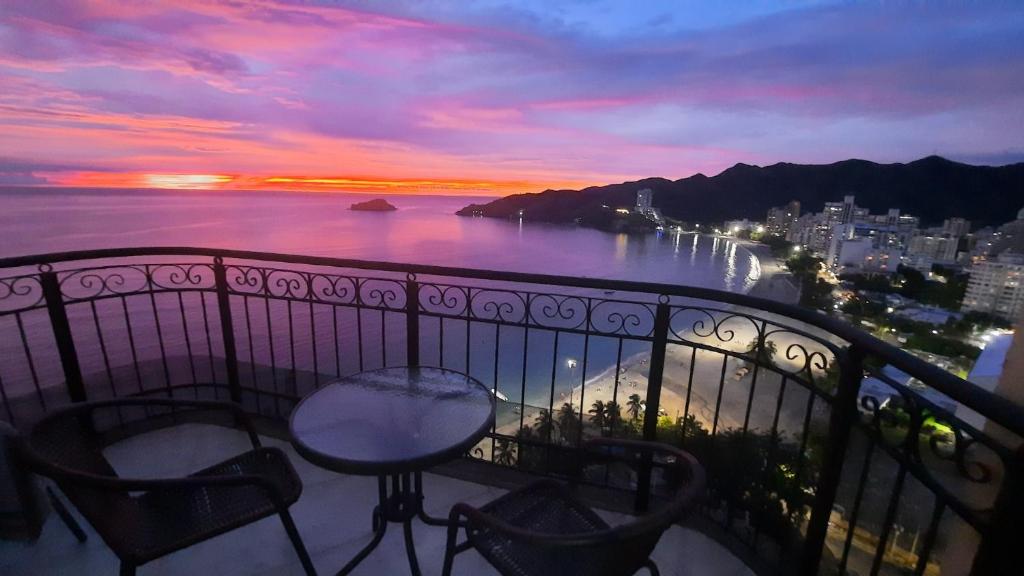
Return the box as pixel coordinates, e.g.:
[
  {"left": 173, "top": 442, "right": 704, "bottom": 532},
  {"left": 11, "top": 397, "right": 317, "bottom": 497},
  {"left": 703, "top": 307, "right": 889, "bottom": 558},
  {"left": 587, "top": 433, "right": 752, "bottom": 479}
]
[{"left": 457, "top": 156, "right": 1024, "bottom": 227}]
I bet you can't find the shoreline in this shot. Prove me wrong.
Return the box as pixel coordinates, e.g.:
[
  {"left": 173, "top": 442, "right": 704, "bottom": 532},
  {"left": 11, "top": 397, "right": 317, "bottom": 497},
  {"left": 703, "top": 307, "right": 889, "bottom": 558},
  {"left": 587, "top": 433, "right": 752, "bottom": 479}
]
[
  {"left": 496, "top": 238, "right": 813, "bottom": 439},
  {"left": 736, "top": 239, "right": 800, "bottom": 305}
]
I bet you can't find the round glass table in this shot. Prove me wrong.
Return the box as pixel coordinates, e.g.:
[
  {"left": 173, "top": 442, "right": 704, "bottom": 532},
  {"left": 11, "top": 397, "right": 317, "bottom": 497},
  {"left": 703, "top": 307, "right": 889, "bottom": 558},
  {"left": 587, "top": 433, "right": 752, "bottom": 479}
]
[{"left": 289, "top": 366, "right": 495, "bottom": 576}]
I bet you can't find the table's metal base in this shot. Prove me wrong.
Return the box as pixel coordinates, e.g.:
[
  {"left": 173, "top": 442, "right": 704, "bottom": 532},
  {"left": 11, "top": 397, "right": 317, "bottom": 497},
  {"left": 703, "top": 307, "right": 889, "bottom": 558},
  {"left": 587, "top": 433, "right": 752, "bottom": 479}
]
[{"left": 336, "top": 472, "right": 461, "bottom": 576}]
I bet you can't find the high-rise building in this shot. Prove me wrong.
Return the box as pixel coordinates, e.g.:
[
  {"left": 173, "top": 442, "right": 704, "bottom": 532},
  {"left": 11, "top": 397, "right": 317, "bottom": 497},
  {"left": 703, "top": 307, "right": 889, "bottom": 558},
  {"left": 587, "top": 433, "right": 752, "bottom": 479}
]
[
  {"left": 766, "top": 200, "right": 800, "bottom": 236},
  {"left": 905, "top": 231, "right": 960, "bottom": 270},
  {"left": 963, "top": 252, "right": 1024, "bottom": 321},
  {"left": 943, "top": 218, "right": 971, "bottom": 237},
  {"left": 635, "top": 189, "right": 652, "bottom": 214}
]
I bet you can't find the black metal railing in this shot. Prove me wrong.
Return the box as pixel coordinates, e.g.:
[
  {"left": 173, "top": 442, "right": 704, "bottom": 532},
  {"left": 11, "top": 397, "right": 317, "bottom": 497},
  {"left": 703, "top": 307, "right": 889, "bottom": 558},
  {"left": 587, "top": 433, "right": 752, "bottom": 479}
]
[{"left": 1, "top": 247, "right": 1021, "bottom": 576}]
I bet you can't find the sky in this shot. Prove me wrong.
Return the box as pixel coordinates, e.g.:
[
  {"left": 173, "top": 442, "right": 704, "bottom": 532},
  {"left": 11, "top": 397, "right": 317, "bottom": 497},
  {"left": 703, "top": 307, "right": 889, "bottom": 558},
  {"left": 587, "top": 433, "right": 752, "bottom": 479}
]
[{"left": 1, "top": 0, "right": 1022, "bottom": 195}]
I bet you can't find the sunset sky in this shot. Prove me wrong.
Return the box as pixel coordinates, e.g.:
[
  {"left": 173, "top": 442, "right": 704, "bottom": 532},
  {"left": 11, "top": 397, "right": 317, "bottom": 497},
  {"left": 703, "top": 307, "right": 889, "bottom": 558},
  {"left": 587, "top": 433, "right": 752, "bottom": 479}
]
[{"left": 1, "top": 1, "right": 1022, "bottom": 195}]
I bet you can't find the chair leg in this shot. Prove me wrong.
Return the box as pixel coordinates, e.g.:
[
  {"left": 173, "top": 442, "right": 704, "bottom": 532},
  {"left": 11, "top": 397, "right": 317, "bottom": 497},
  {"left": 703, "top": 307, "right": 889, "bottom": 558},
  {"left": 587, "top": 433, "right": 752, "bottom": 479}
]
[
  {"left": 119, "top": 561, "right": 136, "bottom": 576},
  {"left": 278, "top": 509, "right": 317, "bottom": 576},
  {"left": 441, "top": 521, "right": 461, "bottom": 576},
  {"left": 46, "top": 486, "right": 87, "bottom": 543},
  {"left": 644, "top": 558, "right": 660, "bottom": 576}
]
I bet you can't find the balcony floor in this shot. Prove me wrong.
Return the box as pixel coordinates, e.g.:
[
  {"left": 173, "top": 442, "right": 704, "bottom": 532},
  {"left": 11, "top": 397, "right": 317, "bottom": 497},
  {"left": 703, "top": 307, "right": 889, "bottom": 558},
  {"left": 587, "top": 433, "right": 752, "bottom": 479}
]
[{"left": 1, "top": 423, "right": 754, "bottom": 576}]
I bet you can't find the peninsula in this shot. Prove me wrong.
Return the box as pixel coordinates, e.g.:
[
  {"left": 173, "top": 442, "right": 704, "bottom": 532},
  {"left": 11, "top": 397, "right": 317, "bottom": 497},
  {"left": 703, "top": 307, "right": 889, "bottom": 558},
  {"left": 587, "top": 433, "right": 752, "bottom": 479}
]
[{"left": 456, "top": 156, "right": 1024, "bottom": 228}]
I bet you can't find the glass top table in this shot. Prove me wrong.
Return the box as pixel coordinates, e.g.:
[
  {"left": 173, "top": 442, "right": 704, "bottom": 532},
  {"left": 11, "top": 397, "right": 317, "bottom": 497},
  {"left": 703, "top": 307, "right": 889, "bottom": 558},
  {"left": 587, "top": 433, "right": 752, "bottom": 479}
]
[
  {"left": 290, "top": 366, "right": 495, "bottom": 475},
  {"left": 288, "top": 366, "right": 495, "bottom": 576}
]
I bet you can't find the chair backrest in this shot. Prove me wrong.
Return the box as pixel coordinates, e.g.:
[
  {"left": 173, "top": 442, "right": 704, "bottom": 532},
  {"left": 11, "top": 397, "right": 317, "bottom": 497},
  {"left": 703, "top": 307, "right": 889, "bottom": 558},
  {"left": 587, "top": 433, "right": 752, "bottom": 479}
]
[
  {"left": 22, "top": 408, "right": 139, "bottom": 539},
  {"left": 468, "top": 439, "right": 705, "bottom": 576},
  {"left": 575, "top": 441, "right": 705, "bottom": 575},
  {"left": 32, "top": 414, "right": 118, "bottom": 479}
]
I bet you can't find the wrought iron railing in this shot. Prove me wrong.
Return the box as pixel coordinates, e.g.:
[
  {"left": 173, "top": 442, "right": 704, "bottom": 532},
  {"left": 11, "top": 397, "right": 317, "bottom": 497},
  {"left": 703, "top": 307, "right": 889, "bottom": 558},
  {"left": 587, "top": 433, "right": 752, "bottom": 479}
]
[{"left": 0, "top": 247, "right": 1021, "bottom": 575}]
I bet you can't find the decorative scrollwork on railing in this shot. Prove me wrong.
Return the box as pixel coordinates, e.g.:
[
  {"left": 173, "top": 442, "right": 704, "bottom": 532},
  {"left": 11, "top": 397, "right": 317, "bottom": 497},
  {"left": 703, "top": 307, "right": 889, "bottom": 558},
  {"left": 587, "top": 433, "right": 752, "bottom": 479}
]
[
  {"left": 59, "top": 265, "right": 151, "bottom": 300},
  {"left": 420, "top": 284, "right": 470, "bottom": 317},
  {"left": 763, "top": 330, "right": 834, "bottom": 386},
  {"left": 308, "top": 273, "right": 358, "bottom": 305},
  {"left": 265, "top": 269, "right": 311, "bottom": 300},
  {"left": 468, "top": 288, "right": 527, "bottom": 323},
  {"left": 0, "top": 274, "right": 44, "bottom": 313},
  {"left": 856, "top": 369, "right": 1004, "bottom": 509},
  {"left": 528, "top": 293, "right": 588, "bottom": 331},
  {"left": 358, "top": 277, "right": 406, "bottom": 309},
  {"left": 668, "top": 307, "right": 762, "bottom": 353},
  {"left": 588, "top": 299, "right": 656, "bottom": 337},
  {"left": 225, "top": 265, "right": 406, "bottom": 309},
  {"left": 149, "top": 263, "right": 215, "bottom": 291},
  {"left": 226, "top": 265, "right": 264, "bottom": 295}
]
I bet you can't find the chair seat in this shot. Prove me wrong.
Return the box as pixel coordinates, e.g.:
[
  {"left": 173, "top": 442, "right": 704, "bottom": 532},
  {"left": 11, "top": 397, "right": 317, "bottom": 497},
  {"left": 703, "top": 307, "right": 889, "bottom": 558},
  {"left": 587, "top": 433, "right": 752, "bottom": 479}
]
[
  {"left": 114, "top": 447, "right": 303, "bottom": 563},
  {"left": 469, "top": 480, "right": 612, "bottom": 576}
]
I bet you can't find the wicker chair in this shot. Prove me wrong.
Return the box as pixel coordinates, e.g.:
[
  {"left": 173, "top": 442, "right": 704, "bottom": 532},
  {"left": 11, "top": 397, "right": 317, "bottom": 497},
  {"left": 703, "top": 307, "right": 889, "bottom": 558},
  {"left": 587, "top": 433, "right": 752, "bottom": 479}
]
[
  {"left": 442, "top": 438, "right": 705, "bottom": 576},
  {"left": 15, "top": 397, "right": 317, "bottom": 576}
]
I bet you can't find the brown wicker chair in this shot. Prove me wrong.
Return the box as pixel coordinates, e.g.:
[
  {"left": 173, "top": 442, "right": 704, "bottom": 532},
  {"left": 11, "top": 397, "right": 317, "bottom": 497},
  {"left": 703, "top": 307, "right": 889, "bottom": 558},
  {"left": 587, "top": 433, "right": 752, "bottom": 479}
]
[
  {"left": 442, "top": 438, "right": 705, "bottom": 576},
  {"left": 15, "top": 397, "right": 317, "bottom": 576}
]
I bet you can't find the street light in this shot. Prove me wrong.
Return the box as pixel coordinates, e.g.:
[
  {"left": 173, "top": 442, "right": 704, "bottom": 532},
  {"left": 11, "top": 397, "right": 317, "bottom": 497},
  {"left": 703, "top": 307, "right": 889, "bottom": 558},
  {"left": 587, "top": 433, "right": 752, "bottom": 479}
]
[{"left": 566, "top": 358, "right": 578, "bottom": 406}]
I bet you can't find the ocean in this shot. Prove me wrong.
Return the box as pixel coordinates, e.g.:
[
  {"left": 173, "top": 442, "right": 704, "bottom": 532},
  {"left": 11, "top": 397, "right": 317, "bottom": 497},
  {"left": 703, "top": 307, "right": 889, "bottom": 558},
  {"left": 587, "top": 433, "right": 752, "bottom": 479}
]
[{"left": 0, "top": 188, "right": 761, "bottom": 423}]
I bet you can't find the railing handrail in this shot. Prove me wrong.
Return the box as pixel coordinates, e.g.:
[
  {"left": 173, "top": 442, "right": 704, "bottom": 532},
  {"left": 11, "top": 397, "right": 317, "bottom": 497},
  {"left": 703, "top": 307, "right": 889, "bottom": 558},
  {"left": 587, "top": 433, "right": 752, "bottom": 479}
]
[{"left": 2, "top": 245, "right": 1023, "bottom": 438}]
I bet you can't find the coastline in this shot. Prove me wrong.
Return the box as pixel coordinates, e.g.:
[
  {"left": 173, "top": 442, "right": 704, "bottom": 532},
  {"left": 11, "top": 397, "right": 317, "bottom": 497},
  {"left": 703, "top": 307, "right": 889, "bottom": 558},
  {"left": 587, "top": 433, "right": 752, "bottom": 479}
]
[
  {"left": 737, "top": 239, "right": 800, "bottom": 305},
  {"left": 496, "top": 237, "right": 817, "bottom": 439}
]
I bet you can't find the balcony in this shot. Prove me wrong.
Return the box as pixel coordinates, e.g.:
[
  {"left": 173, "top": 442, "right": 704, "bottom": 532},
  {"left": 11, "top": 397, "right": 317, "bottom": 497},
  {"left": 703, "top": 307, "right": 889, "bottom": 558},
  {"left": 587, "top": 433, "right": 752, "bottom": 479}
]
[{"left": 0, "top": 247, "right": 1022, "bottom": 575}]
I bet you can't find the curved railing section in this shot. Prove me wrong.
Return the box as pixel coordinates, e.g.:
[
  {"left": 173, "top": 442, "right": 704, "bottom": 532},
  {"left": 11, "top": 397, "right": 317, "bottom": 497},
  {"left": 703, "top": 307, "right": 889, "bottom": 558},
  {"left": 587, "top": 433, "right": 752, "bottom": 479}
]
[{"left": 0, "top": 247, "right": 1020, "bottom": 576}]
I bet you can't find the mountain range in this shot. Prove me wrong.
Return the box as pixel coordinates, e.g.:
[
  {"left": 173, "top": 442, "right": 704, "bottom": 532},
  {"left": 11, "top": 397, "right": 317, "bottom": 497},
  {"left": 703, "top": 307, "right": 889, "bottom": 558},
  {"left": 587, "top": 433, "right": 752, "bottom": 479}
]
[{"left": 456, "top": 156, "right": 1024, "bottom": 228}]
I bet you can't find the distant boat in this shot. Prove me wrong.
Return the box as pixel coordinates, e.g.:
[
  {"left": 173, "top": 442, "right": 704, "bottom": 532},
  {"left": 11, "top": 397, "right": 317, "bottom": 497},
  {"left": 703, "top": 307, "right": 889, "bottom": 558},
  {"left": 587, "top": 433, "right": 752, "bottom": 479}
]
[{"left": 491, "top": 388, "right": 509, "bottom": 402}]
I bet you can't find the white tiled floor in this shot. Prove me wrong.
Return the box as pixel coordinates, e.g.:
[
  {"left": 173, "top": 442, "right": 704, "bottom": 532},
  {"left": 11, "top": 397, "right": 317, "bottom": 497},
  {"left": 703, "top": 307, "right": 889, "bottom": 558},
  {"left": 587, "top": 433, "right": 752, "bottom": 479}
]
[{"left": 1, "top": 424, "right": 754, "bottom": 576}]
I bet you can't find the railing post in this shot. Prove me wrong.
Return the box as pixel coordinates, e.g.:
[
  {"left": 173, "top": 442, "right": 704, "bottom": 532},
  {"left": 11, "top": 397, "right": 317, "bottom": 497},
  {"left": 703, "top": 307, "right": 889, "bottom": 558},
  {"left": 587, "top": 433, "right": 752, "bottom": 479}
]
[
  {"left": 801, "top": 344, "right": 864, "bottom": 576},
  {"left": 406, "top": 274, "right": 420, "bottom": 367},
  {"left": 637, "top": 296, "right": 671, "bottom": 511},
  {"left": 39, "top": 266, "right": 86, "bottom": 403},
  {"left": 972, "top": 445, "right": 1024, "bottom": 575},
  {"left": 213, "top": 257, "right": 242, "bottom": 403}
]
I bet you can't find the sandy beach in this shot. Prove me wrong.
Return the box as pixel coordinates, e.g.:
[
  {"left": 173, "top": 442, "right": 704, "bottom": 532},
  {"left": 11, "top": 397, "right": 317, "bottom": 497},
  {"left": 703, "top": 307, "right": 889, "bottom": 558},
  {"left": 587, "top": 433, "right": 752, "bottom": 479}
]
[{"left": 496, "top": 239, "right": 829, "bottom": 441}]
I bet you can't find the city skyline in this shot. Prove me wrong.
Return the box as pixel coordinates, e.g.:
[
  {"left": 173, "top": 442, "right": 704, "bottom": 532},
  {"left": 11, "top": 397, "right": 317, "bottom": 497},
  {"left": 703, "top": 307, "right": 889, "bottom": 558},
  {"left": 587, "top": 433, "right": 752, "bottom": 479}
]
[{"left": 2, "top": 1, "right": 1023, "bottom": 195}]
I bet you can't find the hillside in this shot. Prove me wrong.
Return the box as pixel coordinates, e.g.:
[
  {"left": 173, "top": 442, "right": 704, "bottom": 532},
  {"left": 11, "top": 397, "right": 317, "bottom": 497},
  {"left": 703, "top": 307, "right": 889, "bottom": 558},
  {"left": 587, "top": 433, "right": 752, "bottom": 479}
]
[{"left": 457, "top": 157, "right": 1024, "bottom": 227}]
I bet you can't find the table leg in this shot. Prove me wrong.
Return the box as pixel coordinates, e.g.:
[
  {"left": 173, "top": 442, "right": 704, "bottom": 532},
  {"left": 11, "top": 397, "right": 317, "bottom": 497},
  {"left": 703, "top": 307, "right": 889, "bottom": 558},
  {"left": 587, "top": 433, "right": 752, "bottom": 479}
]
[
  {"left": 414, "top": 472, "right": 467, "bottom": 528},
  {"left": 338, "top": 473, "right": 427, "bottom": 576},
  {"left": 336, "top": 507, "right": 386, "bottom": 576}
]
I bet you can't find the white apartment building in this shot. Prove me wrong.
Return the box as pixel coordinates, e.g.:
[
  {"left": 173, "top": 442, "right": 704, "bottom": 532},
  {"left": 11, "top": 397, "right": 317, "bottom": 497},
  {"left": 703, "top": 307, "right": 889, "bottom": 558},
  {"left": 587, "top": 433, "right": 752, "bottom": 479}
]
[
  {"left": 963, "top": 252, "right": 1024, "bottom": 321},
  {"left": 904, "top": 230, "right": 960, "bottom": 270}
]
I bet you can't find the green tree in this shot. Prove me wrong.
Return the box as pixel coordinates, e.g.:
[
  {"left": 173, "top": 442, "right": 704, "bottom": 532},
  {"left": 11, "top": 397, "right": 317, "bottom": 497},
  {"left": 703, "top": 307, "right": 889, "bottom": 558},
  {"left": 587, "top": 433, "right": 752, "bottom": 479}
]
[
  {"left": 493, "top": 437, "right": 516, "bottom": 466},
  {"left": 745, "top": 337, "right": 778, "bottom": 365},
  {"left": 588, "top": 400, "right": 607, "bottom": 431},
  {"left": 556, "top": 402, "right": 581, "bottom": 445},
  {"left": 513, "top": 427, "right": 543, "bottom": 472},
  {"left": 604, "top": 401, "right": 623, "bottom": 435},
  {"left": 533, "top": 409, "right": 555, "bottom": 442},
  {"left": 626, "top": 393, "right": 643, "bottom": 421}
]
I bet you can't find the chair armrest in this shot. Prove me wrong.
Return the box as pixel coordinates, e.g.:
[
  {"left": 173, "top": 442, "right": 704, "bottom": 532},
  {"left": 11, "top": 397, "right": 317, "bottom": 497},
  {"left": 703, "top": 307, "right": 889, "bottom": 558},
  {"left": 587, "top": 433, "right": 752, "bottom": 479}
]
[
  {"left": 13, "top": 437, "right": 285, "bottom": 501},
  {"left": 447, "top": 479, "right": 615, "bottom": 548}
]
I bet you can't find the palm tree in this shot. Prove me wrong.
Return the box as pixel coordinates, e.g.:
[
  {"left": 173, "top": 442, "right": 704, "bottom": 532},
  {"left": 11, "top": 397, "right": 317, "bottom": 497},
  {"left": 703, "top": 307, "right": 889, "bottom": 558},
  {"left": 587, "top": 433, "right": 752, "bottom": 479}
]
[
  {"left": 494, "top": 437, "right": 516, "bottom": 466},
  {"left": 533, "top": 409, "right": 555, "bottom": 442},
  {"left": 626, "top": 393, "right": 643, "bottom": 421},
  {"left": 604, "top": 401, "right": 623, "bottom": 435},
  {"left": 746, "top": 337, "right": 779, "bottom": 365},
  {"left": 556, "top": 402, "right": 580, "bottom": 445},
  {"left": 588, "top": 400, "right": 607, "bottom": 431}
]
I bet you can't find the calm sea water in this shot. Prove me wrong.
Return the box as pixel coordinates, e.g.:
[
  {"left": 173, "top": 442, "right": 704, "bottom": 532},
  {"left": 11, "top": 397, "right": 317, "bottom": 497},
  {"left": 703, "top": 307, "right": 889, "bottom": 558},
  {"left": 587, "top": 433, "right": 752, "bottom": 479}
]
[
  {"left": 0, "top": 188, "right": 759, "bottom": 422},
  {"left": 0, "top": 188, "right": 758, "bottom": 289}
]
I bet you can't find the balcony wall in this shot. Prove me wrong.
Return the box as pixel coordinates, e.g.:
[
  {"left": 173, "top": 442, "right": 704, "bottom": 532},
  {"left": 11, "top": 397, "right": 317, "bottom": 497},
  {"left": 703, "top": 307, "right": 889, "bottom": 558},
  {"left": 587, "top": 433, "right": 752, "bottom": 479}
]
[{"left": 1, "top": 247, "right": 1021, "bottom": 575}]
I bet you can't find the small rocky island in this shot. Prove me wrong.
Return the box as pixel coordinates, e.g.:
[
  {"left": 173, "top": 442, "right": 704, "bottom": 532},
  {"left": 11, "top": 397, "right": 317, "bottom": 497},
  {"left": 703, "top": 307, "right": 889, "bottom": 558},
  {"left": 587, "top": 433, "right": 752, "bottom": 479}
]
[{"left": 350, "top": 198, "right": 397, "bottom": 212}]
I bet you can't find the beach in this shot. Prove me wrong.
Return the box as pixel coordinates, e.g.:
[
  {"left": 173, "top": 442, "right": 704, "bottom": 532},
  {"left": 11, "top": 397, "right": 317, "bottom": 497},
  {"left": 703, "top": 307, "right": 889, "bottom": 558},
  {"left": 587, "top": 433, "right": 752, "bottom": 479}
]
[{"left": 495, "top": 239, "right": 829, "bottom": 440}]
